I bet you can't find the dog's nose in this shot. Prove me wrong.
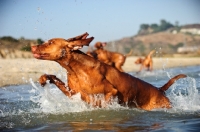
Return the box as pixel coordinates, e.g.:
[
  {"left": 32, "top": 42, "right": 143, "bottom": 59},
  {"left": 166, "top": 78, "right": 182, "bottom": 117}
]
[{"left": 31, "top": 46, "right": 37, "bottom": 52}]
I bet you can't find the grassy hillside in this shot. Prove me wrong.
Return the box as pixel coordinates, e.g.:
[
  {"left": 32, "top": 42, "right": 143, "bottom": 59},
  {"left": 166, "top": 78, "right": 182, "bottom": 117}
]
[
  {"left": 0, "top": 36, "right": 42, "bottom": 51},
  {"left": 1, "top": 23, "right": 200, "bottom": 58},
  {"left": 105, "top": 22, "right": 200, "bottom": 56},
  {"left": 0, "top": 37, "right": 42, "bottom": 59},
  {"left": 105, "top": 32, "right": 200, "bottom": 56}
]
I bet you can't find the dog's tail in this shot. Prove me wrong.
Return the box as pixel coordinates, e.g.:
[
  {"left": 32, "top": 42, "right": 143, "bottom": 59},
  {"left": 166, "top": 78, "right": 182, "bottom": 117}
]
[
  {"left": 148, "top": 50, "right": 155, "bottom": 57},
  {"left": 159, "top": 74, "right": 187, "bottom": 92},
  {"left": 125, "top": 49, "right": 133, "bottom": 57}
]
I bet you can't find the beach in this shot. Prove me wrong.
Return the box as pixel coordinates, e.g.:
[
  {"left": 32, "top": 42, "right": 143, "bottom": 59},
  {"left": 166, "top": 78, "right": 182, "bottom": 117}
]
[{"left": 0, "top": 56, "right": 200, "bottom": 87}]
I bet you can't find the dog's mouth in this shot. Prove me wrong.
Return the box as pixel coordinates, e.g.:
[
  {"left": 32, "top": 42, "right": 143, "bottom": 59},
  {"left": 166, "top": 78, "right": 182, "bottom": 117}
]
[
  {"left": 33, "top": 53, "right": 49, "bottom": 59},
  {"left": 102, "top": 42, "right": 107, "bottom": 47},
  {"left": 31, "top": 46, "right": 50, "bottom": 59},
  {"left": 135, "top": 62, "right": 140, "bottom": 64}
]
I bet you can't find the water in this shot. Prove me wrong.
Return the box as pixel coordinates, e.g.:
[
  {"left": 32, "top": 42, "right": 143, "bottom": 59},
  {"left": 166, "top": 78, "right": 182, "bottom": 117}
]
[{"left": 0, "top": 65, "right": 200, "bottom": 131}]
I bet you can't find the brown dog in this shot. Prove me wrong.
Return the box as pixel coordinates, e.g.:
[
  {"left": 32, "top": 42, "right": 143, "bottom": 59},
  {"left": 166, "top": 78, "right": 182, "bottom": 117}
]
[
  {"left": 135, "top": 50, "right": 155, "bottom": 72},
  {"left": 86, "top": 46, "right": 97, "bottom": 58},
  {"left": 31, "top": 33, "right": 117, "bottom": 106},
  {"left": 31, "top": 33, "right": 186, "bottom": 110},
  {"left": 92, "top": 42, "right": 133, "bottom": 72}
]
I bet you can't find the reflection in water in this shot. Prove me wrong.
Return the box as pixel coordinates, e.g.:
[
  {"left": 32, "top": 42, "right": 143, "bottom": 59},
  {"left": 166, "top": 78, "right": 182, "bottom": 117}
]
[{"left": 0, "top": 65, "right": 200, "bottom": 131}]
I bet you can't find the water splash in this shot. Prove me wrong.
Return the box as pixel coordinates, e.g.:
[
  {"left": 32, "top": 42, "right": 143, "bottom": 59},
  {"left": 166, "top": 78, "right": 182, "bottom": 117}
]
[
  {"left": 28, "top": 66, "right": 200, "bottom": 114},
  {"left": 131, "top": 68, "right": 200, "bottom": 113},
  {"left": 29, "top": 78, "right": 123, "bottom": 114},
  {"left": 30, "top": 79, "right": 87, "bottom": 114},
  {"left": 167, "top": 76, "right": 200, "bottom": 112}
]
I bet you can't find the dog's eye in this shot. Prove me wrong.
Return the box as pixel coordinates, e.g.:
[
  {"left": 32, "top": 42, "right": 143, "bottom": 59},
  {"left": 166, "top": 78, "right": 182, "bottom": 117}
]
[{"left": 49, "top": 41, "right": 53, "bottom": 45}]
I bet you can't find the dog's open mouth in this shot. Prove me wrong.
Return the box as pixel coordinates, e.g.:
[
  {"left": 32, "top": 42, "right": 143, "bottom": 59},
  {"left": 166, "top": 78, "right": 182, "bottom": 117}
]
[{"left": 33, "top": 53, "right": 49, "bottom": 59}]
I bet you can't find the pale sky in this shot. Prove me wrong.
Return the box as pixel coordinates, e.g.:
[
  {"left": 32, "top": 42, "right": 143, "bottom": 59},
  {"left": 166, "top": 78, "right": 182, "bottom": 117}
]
[{"left": 0, "top": 0, "right": 199, "bottom": 44}]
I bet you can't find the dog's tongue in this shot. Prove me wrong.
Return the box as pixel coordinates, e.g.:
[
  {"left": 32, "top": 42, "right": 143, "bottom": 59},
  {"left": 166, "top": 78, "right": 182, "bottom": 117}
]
[{"left": 33, "top": 53, "right": 41, "bottom": 58}]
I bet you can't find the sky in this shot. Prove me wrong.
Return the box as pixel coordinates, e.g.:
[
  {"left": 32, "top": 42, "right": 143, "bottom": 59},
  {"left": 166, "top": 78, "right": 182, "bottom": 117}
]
[{"left": 0, "top": 0, "right": 200, "bottom": 44}]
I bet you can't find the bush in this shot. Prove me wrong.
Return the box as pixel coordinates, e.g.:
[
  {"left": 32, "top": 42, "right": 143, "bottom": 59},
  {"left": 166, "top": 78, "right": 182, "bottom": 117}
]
[
  {"left": 0, "top": 36, "right": 19, "bottom": 42},
  {"left": 21, "top": 45, "right": 31, "bottom": 51},
  {"left": 138, "top": 19, "right": 174, "bottom": 34},
  {"left": 37, "top": 38, "right": 44, "bottom": 44}
]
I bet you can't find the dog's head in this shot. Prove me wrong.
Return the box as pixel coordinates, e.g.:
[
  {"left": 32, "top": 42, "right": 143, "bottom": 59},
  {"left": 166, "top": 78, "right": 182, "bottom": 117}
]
[
  {"left": 94, "top": 42, "right": 107, "bottom": 49},
  {"left": 135, "top": 58, "right": 143, "bottom": 64},
  {"left": 31, "top": 32, "right": 94, "bottom": 60}
]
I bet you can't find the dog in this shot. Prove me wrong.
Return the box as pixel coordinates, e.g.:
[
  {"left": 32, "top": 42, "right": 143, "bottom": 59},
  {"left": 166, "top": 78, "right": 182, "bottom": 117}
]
[
  {"left": 135, "top": 50, "right": 155, "bottom": 73},
  {"left": 92, "top": 42, "right": 133, "bottom": 72},
  {"left": 31, "top": 33, "right": 117, "bottom": 106},
  {"left": 86, "top": 46, "right": 97, "bottom": 58},
  {"left": 31, "top": 32, "right": 186, "bottom": 110}
]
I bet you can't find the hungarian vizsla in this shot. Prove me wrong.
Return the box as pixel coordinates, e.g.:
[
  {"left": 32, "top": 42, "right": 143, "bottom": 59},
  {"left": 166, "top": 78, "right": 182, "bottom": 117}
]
[
  {"left": 135, "top": 50, "right": 155, "bottom": 72},
  {"left": 86, "top": 46, "right": 97, "bottom": 58},
  {"left": 31, "top": 32, "right": 186, "bottom": 110},
  {"left": 92, "top": 42, "right": 133, "bottom": 72}
]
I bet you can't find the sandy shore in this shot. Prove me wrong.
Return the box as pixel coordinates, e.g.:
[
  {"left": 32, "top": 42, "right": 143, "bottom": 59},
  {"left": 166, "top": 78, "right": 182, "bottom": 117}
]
[{"left": 0, "top": 57, "right": 200, "bottom": 87}]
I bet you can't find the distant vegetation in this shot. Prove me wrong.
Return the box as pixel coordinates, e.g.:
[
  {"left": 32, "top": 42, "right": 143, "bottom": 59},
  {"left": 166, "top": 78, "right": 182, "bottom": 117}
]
[
  {"left": 37, "top": 38, "right": 44, "bottom": 45},
  {"left": 0, "top": 36, "right": 44, "bottom": 51},
  {"left": 1, "top": 36, "right": 19, "bottom": 43},
  {"left": 105, "top": 20, "right": 200, "bottom": 56},
  {"left": 1, "top": 21, "right": 200, "bottom": 57},
  {"left": 138, "top": 19, "right": 180, "bottom": 35}
]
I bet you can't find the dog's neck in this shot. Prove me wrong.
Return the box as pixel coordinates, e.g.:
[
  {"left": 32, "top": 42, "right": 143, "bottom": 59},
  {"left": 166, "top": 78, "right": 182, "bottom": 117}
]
[{"left": 56, "top": 50, "right": 97, "bottom": 71}]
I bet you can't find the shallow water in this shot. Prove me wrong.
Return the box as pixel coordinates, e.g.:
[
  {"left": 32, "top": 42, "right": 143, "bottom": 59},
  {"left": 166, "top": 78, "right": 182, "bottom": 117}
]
[{"left": 0, "top": 65, "right": 200, "bottom": 131}]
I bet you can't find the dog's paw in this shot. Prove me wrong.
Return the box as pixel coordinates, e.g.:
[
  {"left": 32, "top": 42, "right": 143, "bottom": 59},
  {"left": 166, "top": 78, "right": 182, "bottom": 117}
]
[{"left": 39, "top": 74, "right": 49, "bottom": 86}]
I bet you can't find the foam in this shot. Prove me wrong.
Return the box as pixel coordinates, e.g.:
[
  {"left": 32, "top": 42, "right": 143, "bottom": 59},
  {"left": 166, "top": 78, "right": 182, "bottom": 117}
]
[
  {"left": 28, "top": 73, "right": 200, "bottom": 114},
  {"left": 29, "top": 78, "right": 124, "bottom": 114}
]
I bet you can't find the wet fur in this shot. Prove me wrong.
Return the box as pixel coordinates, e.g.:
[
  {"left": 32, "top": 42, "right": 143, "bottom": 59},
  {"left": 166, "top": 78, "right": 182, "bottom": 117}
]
[{"left": 31, "top": 33, "right": 186, "bottom": 110}]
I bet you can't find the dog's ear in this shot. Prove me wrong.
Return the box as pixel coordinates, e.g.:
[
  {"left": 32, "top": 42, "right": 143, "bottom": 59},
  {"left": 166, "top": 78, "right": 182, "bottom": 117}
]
[
  {"left": 65, "top": 33, "right": 94, "bottom": 50},
  {"left": 66, "top": 32, "right": 89, "bottom": 41}
]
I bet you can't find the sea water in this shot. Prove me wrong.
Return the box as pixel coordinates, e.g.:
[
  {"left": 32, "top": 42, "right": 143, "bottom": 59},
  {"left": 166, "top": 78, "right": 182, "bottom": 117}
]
[{"left": 0, "top": 65, "right": 200, "bottom": 131}]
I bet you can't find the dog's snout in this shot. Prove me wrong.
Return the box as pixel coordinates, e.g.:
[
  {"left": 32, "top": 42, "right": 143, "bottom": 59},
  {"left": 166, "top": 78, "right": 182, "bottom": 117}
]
[{"left": 31, "top": 46, "right": 37, "bottom": 52}]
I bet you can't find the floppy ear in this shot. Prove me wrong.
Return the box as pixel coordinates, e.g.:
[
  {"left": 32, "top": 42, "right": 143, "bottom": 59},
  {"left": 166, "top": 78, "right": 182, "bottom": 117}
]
[
  {"left": 65, "top": 33, "right": 94, "bottom": 50},
  {"left": 66, "top": 32, "right": 89, "bottom": 41}
]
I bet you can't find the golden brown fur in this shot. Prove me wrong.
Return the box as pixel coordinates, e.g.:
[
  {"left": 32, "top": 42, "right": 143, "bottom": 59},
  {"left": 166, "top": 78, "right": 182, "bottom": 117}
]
[
  {"left": 31, "top": 33, "right": 186, "bottom": 110},
  {"left": 92, "top": 42, "right": 132, "bottom": 72},
  {"left": 135, "top": 50, "right": 155, "bottom": 72}
]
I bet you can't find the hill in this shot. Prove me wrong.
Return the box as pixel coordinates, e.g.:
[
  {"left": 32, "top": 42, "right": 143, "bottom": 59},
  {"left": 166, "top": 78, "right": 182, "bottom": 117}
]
[
  {"left": 1, "top": 23, "right": 200, "bottom": 58},
  {"left": 105, "top": 26, "right": 200, "bottom": 56},
  {"left": 0, "top": 37, "right": 42, "bottom": 59}
]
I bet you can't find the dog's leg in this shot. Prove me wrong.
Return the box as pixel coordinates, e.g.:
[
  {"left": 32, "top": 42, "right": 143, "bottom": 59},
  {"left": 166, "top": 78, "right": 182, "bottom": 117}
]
[
  {"left": 101, "top": 79, "right": 118, "bottom": 105},
  {"left": 115, "top": 63, "right": 124, "bottom": 72},
  {"left": 137, "top": 65, "right": 144, "bottom": 73},
  {"left": 149, "top": 61, "right": 153, "bottom": 71},
  {"left": 39, "top": 74, "right": 72, "bottom": 97}
]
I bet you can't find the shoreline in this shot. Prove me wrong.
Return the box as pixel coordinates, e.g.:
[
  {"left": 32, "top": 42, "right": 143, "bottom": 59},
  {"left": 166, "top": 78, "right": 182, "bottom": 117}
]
[
  {"left": 0, "top": 57, "right": 200, "bottom": 87},
  {"left": 123, "top": 56, "right": 200, "bottom": 72}
]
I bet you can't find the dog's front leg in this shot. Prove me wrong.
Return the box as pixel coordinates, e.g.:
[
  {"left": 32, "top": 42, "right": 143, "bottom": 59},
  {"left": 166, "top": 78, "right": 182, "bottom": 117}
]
[{"left": 39, "top": 74, "right": 72, "bottom": 97}]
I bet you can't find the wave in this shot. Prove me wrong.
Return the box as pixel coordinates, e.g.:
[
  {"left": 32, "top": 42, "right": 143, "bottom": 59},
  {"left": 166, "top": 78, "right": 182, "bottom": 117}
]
[{"left": 28, "top": 70, "right": 200, "bottom": 114}]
